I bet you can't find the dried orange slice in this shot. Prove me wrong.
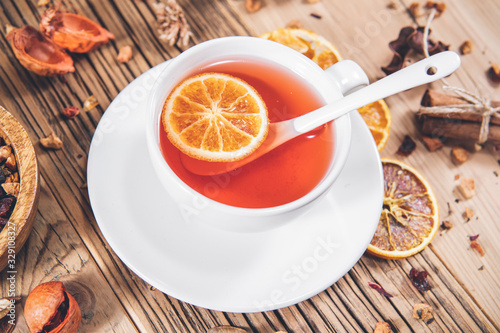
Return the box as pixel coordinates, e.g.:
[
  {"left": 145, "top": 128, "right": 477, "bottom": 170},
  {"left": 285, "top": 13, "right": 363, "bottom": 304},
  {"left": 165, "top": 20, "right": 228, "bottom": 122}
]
[
  {"left": 367, "top": 158, "right": 440, "bottom": 259},
  {"left": 357, "top": 99, "right": 392, "bottom": 152},
  {"left": 162, "top": 72, "right": 269, "bottom": 162},
  {"left": 259, "top": 28, "right": 342, "bottom": 70},
  {"left": 259, "top": 28, "right": 391, "bottom": 151}
]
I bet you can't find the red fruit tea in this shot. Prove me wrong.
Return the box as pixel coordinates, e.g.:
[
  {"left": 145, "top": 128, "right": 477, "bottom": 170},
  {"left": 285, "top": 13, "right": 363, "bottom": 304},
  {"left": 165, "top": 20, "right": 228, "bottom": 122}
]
[{"left": 159, "top": 58, "right": 334, "bottom": 208}]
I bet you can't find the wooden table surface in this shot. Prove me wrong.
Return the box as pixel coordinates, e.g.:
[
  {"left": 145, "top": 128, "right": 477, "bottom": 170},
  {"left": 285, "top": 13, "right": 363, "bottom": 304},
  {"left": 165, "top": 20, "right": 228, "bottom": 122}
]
[{"left": 1, "top": 0, "right": 499, "bottom": 332}]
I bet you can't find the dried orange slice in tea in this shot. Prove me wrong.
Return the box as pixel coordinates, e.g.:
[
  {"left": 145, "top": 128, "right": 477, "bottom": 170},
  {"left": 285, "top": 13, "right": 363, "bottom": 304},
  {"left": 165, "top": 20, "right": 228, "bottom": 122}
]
[
  {"left": 367, "top": 158, "right": 440, "bottom": 259},
  {"left": 162, "top": 72, "right": 269, "bottom": 162},
  {"left": 357, "top": 99, "right": 392, "bottom": 151},
  {"left": 259, "top": 28, "right": 391, "bottom": 151},
  {"left": 259, "top": 28, "right": 342, "bottom": 70}
]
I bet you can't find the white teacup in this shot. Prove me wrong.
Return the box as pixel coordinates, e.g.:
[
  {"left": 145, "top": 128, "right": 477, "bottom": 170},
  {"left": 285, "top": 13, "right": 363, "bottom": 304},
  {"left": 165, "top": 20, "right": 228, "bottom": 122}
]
[{"left": 146, "top": 36, "right": 368, "bottom": 232}]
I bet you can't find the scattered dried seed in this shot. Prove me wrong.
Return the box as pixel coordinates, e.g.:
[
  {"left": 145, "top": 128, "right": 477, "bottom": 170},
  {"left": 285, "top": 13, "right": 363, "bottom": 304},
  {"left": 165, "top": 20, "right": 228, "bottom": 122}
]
[
  {"left": 451, "top": 146, "right": 469, "bottom": 165},
  {"left": 117, "top": 45, "right": 133, "bottom": 63},
  {"left": 310, "top": 12, "right": 322, "bottom": 19},
  {"left": 40, "top": 132, "right": 63, "bottom": 150},
  {"left": 459, "top": 40, "right": 473, "bottom": 55},
  {"left": 478, "top": 265, "right": 484, "bottom": 271},
  {"left": 457, "top": 177, "right": 476, "bottom": 199},
  {"left": 61, "top": 106, "right": 80, "bottom": 119}
]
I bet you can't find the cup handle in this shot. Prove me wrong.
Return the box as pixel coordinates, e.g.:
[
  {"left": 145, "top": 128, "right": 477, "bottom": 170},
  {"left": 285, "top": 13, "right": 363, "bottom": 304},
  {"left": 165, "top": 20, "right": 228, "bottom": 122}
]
[{"left": 325, "top": 60, "right": 369, "bottom": 96}]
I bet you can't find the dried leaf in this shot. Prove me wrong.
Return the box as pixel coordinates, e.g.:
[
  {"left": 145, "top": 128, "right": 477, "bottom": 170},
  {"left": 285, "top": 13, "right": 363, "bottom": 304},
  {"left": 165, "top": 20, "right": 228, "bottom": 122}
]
[
  {"left": 368, "top": 282, "right": 393, "bottom": 298},
  {"left": 409, "top": 268, "right": 431, "bottom": 292},
  {"left": 469, "top": 234, "right": 479, "bottom": 241}
]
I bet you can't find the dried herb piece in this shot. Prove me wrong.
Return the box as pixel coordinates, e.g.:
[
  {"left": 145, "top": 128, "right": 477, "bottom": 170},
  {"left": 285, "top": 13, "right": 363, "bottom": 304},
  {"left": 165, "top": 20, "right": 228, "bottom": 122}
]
[
  {"left": 368, "top": 282, "right": 393, "bottom": 298},
  {"left": 409, "top": 268, "right": 432, "bottom": 292},
  {"left": 413, "top": 303, "right": 434, "bottom": 324},
  {"left": 397, "top": 135, "right": 416, "bottom": 156}
]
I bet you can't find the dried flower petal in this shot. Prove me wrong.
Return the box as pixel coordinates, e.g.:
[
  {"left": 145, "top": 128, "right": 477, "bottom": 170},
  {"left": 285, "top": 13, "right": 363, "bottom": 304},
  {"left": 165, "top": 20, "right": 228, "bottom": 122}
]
[
  {"left": 61, "top": 106, "right": 80, "bottom": 119},
  {"left": 397, "top": 135, "right": 416, "bottom": 156},
  {"left": 470, "top": 240, "right": 485, "bottom": 256},
  {"left": 469, "top": 234, "right": 479, "bottom": 241},
  {"left": 83, "top": 95, "right": 99, "bottom": 112},
  {"left": 460, "top": 40, "right": 473, "bottom": 55},
  {"left": 409, "top": 268, "right": 431, "bottom": 292},
  {"left": 368, "top": 282, "right": 393, "bottom": 298},
  {"left": 117, "top": 45, "right": 133, "bottom": 63},
  {"left": 40, "top": 132, "right": 63, "bottom": 150},
  {"left": 153, "top": 0, "right": 194, "bottom": 47}
]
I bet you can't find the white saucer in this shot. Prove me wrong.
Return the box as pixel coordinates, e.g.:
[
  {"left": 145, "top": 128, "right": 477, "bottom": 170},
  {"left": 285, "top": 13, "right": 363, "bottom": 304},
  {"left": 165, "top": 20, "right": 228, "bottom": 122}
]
[{"left": 87, "top": 61, "right": 384, "bottom": 313}]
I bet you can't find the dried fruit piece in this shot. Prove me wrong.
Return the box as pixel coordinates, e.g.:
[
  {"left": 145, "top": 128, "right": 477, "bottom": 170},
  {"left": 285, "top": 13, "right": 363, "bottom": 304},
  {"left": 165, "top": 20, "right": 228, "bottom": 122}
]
[
  {"left": 40, "top": 6, "right": 114, "bottom": 53},
  {"left": 397, "top": 135, "right": 416, "bottom": 156},
  {"left": 488, "top": 63, "right": 500, "bottom": 84},
  {"left": 470, "top": 238, "right": 485, "bottom": 256},
  {"left": 421, "top": 136, "right": 443, "bottom": 152},
  {"left": 25, "top": 281, "right": 81, "bottom": 333},
  {"left": 374, "top": 322, "right": 393, "bottom": 333},
  {"left": 463, "top": 207, "right": 474, "bottom": 219},
  {"left": 245, "top": 0, "right": 262, "bottom": 12},
  {"left": 40, "top": 132, "right": 63, "bottom": 150},
  {"left": 460, "top": 40, "right": 473, "bottom": 55},
  {"left": 409, "top": 2, "right": 422, "bottom": 18},
  {"left": 83, "top": 95, "right": 99, "bottom": 112},
  {"left": 457, "top": 177, "right": 476, "bottom": 199},
  {"left": 117, "top": 45, "right": 133, "bottom": 63},
  {"left": 451, "top": 146, "right": 469, "bottom": 165},
  {"left": 2, "top": 183, "right": 19, "bottom": 198},
  {"left": 61, "top": 106, "right": 79, "bottom": 119},
  {"left": 409, "top": 268, "right": 432, "bottom": 292},
  {"left": 5, "top": 25, "right": 74, "bottom": 76},
  {"left": 368, "top": 282, "right": 393, "bottom": 297},
  {"left": 413, "top": 303, "right": 434, "bottom": 324}
]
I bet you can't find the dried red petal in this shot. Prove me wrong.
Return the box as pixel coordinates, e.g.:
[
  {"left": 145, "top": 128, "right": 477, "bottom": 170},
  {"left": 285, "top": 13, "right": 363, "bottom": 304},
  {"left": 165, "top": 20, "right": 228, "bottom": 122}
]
[
  {"left": 409, "top": 268, "right": 432, "bottom": 292},
  {"left": 470, "top": 240, "right": 485, "bottom": 256},
  {"left": 368, "top": 282, "right": 393, "bottom": 298},
  {"left": 469, "top": 234, "right": 479, "bottom": 241},
  {"left": 61, "top": 106, "right": 80, "bottom": 119},
  {"left": 397, "top": 135, "right": 416, "bottom": 156}
]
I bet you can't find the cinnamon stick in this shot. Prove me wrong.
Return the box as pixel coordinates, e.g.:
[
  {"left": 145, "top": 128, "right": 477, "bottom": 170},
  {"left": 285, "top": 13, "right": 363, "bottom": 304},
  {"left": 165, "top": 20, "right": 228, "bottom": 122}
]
[{"left": 417, "top": 89, "right": 500, "bottom": 143}]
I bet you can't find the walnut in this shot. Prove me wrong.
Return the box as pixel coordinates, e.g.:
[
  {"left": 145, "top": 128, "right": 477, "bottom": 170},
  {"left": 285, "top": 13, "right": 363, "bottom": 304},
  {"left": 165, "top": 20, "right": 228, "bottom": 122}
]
[
  {"left": 413, "top": 303, "right": 434, "bottom": 324},
  {"left": 460, "top": 40, "right": 473, "bottom": 55},
  {"left": 0, "top": 145, "right": 12, "bottom": 163},
  {"left": 245, "top": 0, "right": 262, "bottom": 13},
  {"left": 153, "top": 0, "right": 194, "bottom": 47},
  {"left": 2, "top": 183, "right": 19, "bottom": 198},
  {"left": 374, "top": 322, "right": 392, "bottom": 333},
  {"left": 40, "top": 132, "right": 63, "bottom": 150},
  {"left": 117, "top": 45, "right": 133, "bottom": 63},
  {"left": 457, "top": 177, "right": 476, "bottom": 199}
]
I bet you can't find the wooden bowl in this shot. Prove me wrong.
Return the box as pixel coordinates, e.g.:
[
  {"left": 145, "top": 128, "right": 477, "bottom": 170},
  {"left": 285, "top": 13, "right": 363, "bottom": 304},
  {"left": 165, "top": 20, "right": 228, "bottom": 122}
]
[{"left": 0, "top": 106, "right": 39, "bottom": 271}]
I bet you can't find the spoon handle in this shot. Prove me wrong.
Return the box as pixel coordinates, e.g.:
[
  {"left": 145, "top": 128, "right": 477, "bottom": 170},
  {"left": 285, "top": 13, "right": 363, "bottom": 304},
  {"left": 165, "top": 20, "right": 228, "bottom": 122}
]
[{"left": 292, "top": 51, "right": 461, "bottom": 134}]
